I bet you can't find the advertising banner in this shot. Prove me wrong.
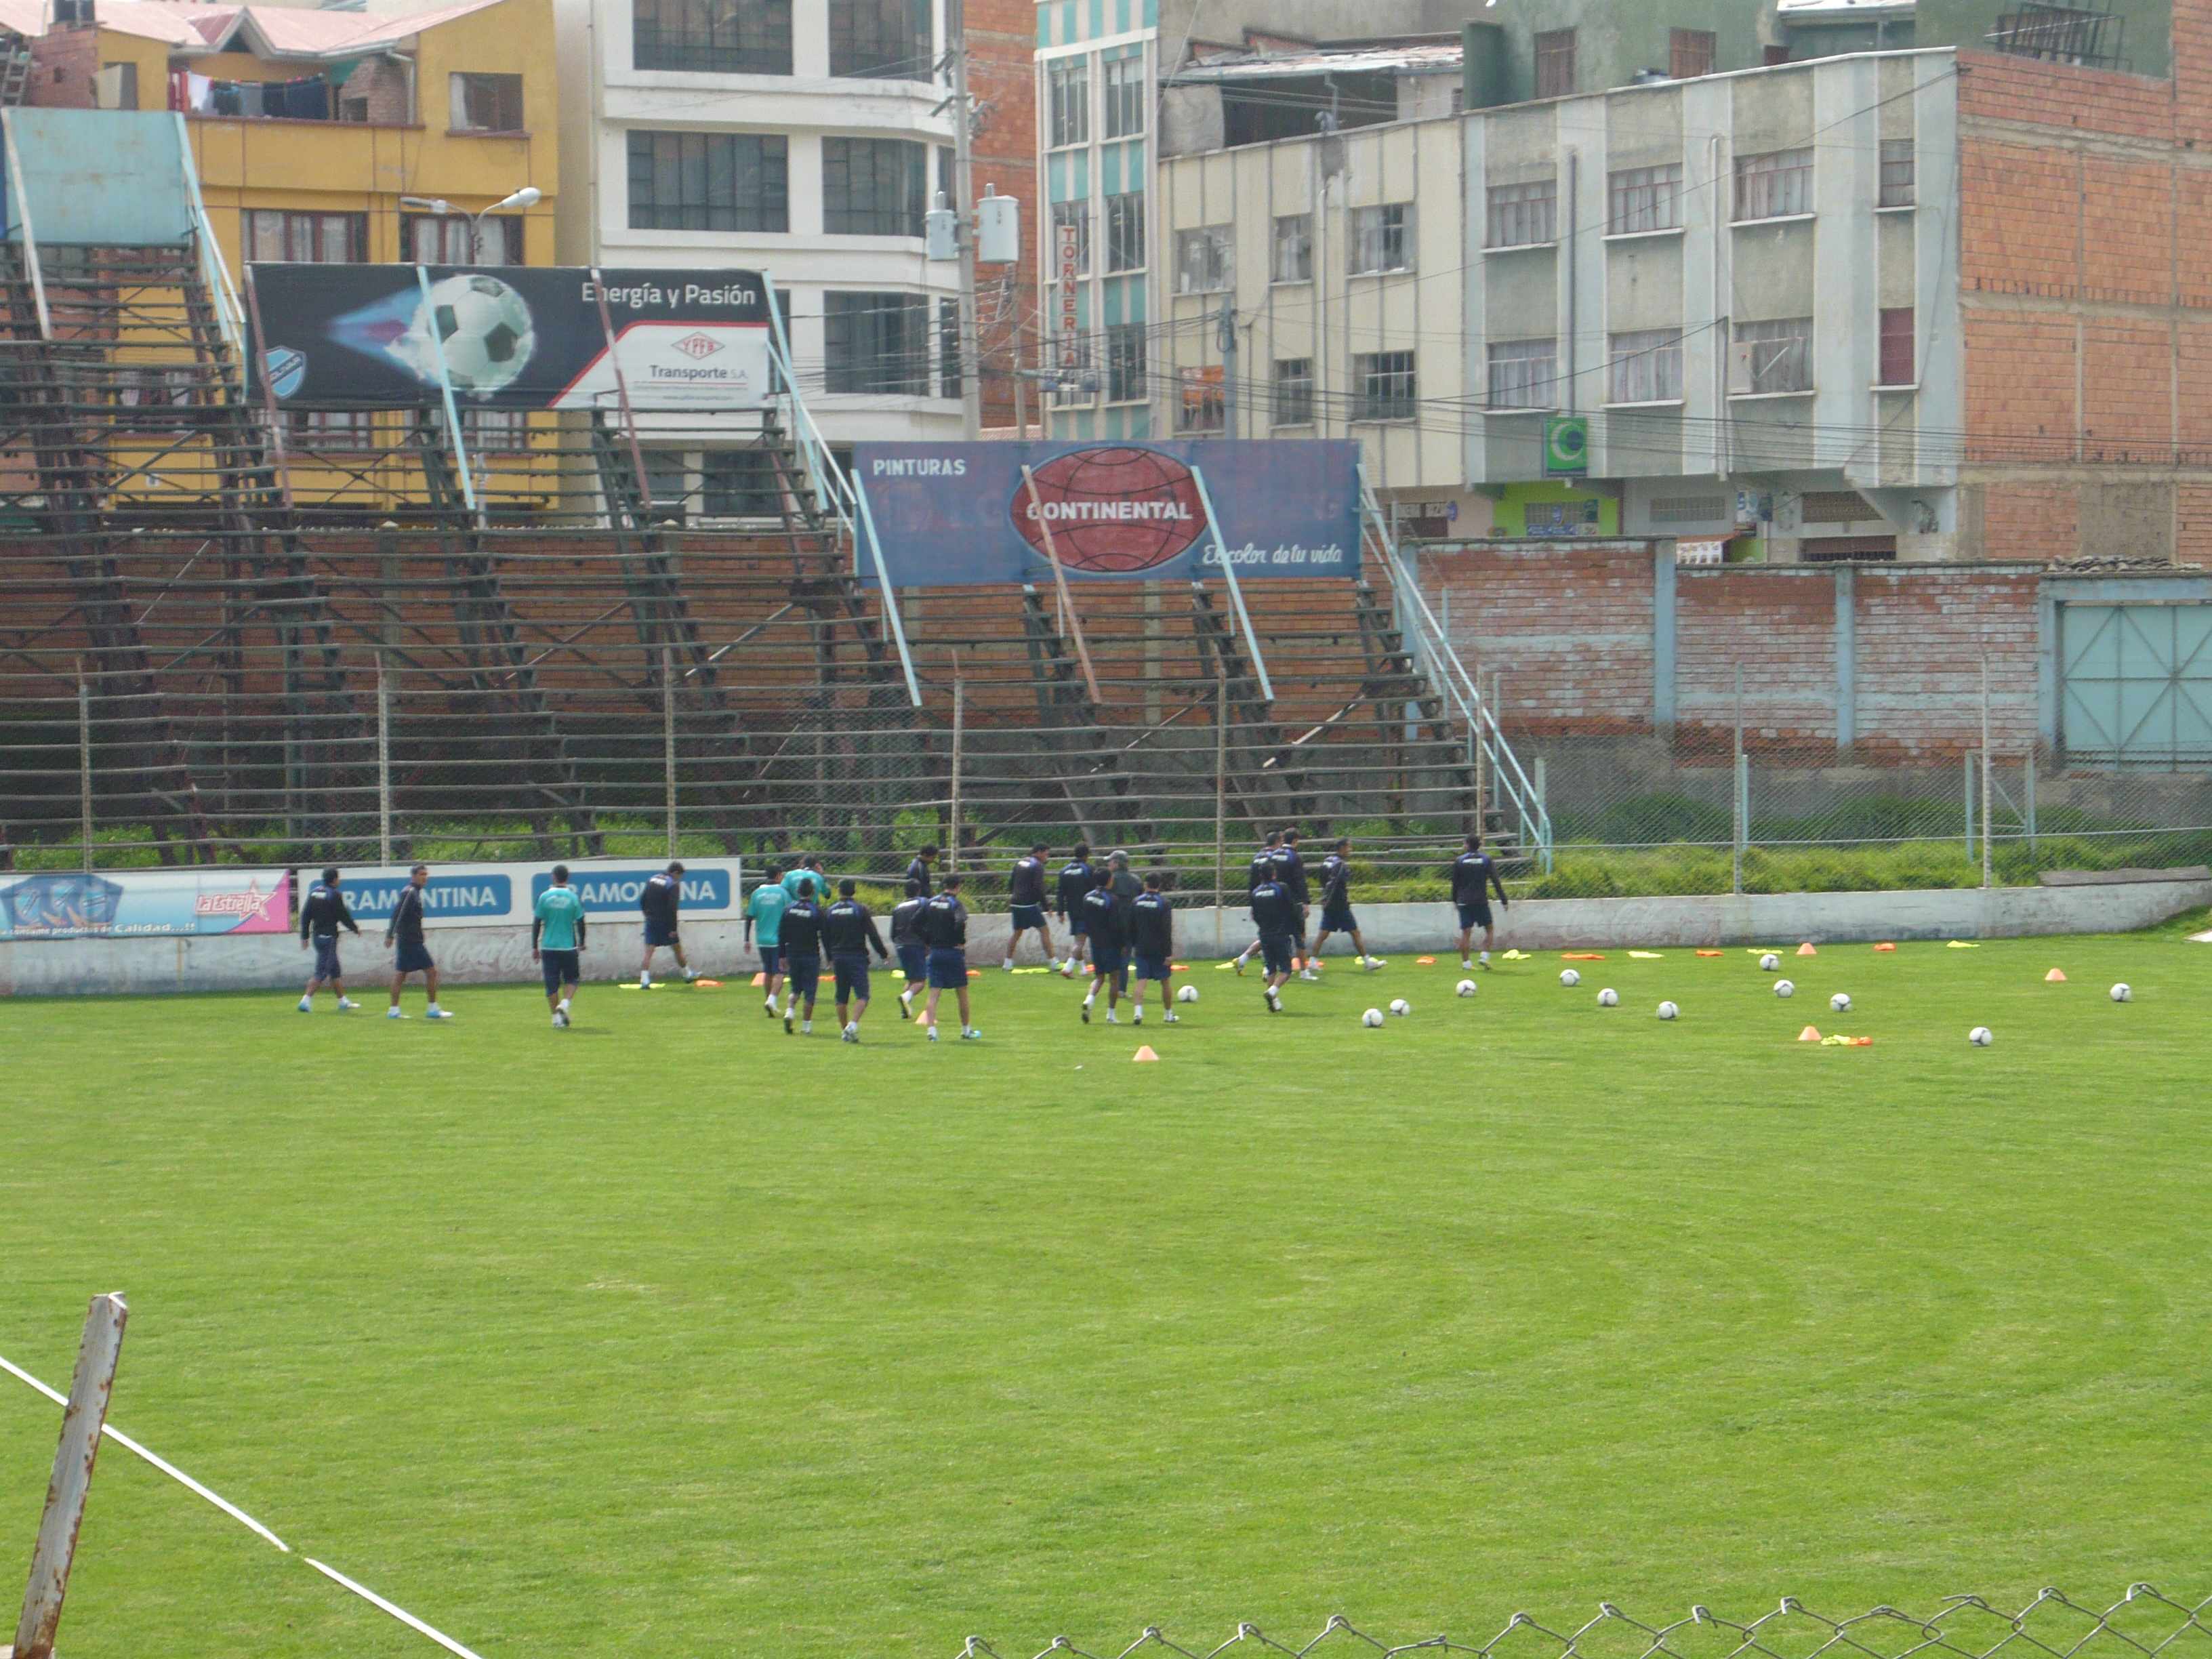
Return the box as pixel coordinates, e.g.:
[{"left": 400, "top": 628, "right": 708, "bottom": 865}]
[
  {"left": 335, "top": 861, "right": 743, "bottom": 928},
  {"left": 0, "top": 869, "right": 291, "bottom": 941},
  {"left": 852, "top": 439, "right": 1362, "bottom": 588},
  {"left": 246, "top": 265, "right": 772, "bottom": 411}
]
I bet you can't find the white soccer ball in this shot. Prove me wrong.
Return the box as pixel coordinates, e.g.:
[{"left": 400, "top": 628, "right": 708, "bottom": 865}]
[
  {"left": 1775, "top": 979, "right": 1795, "bottom": 998},
  {"left": 1597, "top": 987, "right": 1618, "bottom": 1007},
  {"left": 1176, "top": 984, "right": 1198, "bottom": 1004},
  {"left": 1657, "top": 1000, "right": 1679, "bottom": 1021},
  {"left": 1969, "top": 1025, "right": 1994, "bottom": 1046},
  {"left": 394, "top": 272, "right": 536, "bottom": 395},
  {"left": 1389, "top": 998, "right": 1410, "bottom": 1017},
  {"left": 1361, "top": 1007, "right": 1385, "bottom": 1027},
  {"left": 1830, "top": 992, "right": 1852, "bottom": 1013},
  {"left": 1759, "top": 953, "right": 1781, "bottom": 972},
  {"left": 2110, "top": 983, "right": 2132, "bottom": 1002},
  {"left": 1455, "top": 979, "right": 1478, "bottom": 998},
  {"left": 1560, "top": 968, "right": 1581, "bottom": 987}
]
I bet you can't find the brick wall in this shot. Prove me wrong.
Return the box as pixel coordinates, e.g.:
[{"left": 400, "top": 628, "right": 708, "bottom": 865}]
[
  {"left": 966, "top": 0, "right": 1036, "bottom": 430},
  {"left": 1420, "top": 545, "right": 1657, "bottom": 739},
  {"left": 25, "top": 25, "right": 96, "bottom": 109},
  {"left": 1420, "top": 547, "right": 2049, "bottom": 762}
]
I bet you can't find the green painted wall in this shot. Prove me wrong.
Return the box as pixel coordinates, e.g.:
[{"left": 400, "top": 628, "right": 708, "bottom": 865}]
[{"left": 1496, "top": 482, "right": 1620, "bottom": 537}]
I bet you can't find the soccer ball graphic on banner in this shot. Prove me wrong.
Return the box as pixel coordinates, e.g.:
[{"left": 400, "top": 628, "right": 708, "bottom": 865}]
[
  {"left": 393, "top": 274, "right": 536, "bottom": 396},
  {"left": 1009, "top": 447, "right": 1209, "bottom": 573}
]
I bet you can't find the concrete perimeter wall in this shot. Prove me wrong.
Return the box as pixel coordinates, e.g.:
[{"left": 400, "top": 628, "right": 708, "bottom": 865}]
[{"left": 5, "top": 882, "right": 2202, "bottom": 996}]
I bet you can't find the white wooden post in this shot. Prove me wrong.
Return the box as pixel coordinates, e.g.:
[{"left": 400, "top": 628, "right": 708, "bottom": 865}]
[{"left": 14, "top": 1293, "right": 127, "bottom": 1659}]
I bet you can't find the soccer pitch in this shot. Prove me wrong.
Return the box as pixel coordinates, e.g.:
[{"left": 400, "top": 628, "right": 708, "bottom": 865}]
[{"left": 3, "top": 921, "right": 2208, "bottom": 1659}]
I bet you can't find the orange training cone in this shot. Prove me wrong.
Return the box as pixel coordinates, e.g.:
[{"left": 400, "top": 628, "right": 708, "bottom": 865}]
[
  {"left": 1797, "top": 941, "right": 1818, "bottom": 956},
  {"left": 1132, "top": 1045, "right": 1160, "bottom": 1062},
  {"left": 2045, "top": 967, "right": 2068, "bottom": 982},
  {"left": 1874, "top": 942, "right": 1898, "bottom": 951},
  {"left": 1798, "top": 1025, "right": 1822, "bottom": 1042},
  {"left": 750, "top": 972, "right": 766, "bottom": 987}
]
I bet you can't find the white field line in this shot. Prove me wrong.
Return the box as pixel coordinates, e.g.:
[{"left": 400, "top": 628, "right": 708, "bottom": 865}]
[{"left": 3, "top": 1349, "right": 488, "bottom": 1658}]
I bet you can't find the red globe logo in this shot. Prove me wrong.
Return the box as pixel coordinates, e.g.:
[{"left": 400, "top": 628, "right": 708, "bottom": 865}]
[{"left": 1010, "top": 447, "right": 1208, "bottom": 573}]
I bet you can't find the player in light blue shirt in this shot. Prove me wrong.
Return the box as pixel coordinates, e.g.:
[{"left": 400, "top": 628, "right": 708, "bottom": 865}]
[
  {"left": 745, "top": 865, "right": 793, "bottom": 1018},
  {"left": 532, "top": 865, "right": 589, "bottom": 1028}
]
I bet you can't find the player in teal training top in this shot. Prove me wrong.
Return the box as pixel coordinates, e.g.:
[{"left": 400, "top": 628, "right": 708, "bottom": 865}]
[
  {"left": 745, "top": 865, "right": 793, "bottom": 1018},
  {"left": 532, "top": 865, "right": 589, "bottom": 1028}
]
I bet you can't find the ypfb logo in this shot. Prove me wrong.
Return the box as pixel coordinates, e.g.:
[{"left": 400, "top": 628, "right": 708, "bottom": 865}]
[
  {"left": 1009, "top": 447, "right": 1207, "bottom": 573},
  {"left": 672, "top": 331, "right": 723, "bottom": 360}
]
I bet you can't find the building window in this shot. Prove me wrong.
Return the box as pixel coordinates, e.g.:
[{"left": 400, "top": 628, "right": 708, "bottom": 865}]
[
  {"left": 1105, "top": 190, "right": 1145, "bottom": 272},
  {"left": 830, "top": 0, "right": 929, "bottom": 79},
  {"left": 1486, "top": 180, "right": 1555, "bottom": 248},
  {"left": 1879, "top": 138, "right": 1915, "bottom": 207},
  {"left": 403, "top": 213, "right": 523, "bottom": 264},
  {"left": 1669, "top": 28, "right": 1715, "bottom": 78},
  {"left": 448, "top": 73, "right": 523, "bottom": 133},
  {"left": 1736, "top": 148, "right": 1814, "bottom": 220},
  {"left": 627, "top": 131, "right": 788, "bottom": 232},
  {"left": 1175, "top": 224, "right": 1233, "bottom": 293},
  {"left": 1050, "top": 199, "right": 1091, "bottom": 275},
  {"left": 1178, "top": 365, "right": 1224, "bottom": 432},
  {"left": 1103, "top": 54, "right": 1145, "bottom": 138},
  {"left": 939, "top": 298, "right": 962, "bottom": 398},
  {"left": 632, "top": 0, "right": 792, "bottom": 74},
  {"left": 701, "top": 449, "right": 783, "bottom": 516},
  {"left": 1535, "top": 28, "right": 1576, "bottom": 98},
  {"left": 1106, "top": 322, "right": 1147, "bottom": 403},
  {"left": 1048, "top": 58, "right": 1089, "bottom": 148},
  {"left": 823, "top": 291, "right": 929, "bottom": 394},
  {"left": 1608, "top": 164, "right": 1681, "bottom": 234},
  {"left": 822, "top": 137, "right": 926, "bottom": 236},
  {"left": 243, "top": 209, "right": 365, "bottom": 262},
  {"left": 1050, "top": 334, "right": 1092, "bottom": 405},
  {"left": 287, "top": 410, "right": 377, "bottom": 451},
  {"left": 1735, "top": 316, "right": 1814, "bottom": 394},
  {"left": 1349, "top": 203, "right": 1414, "bottom": 274},
  {"left": 1608, "top": 328, "right": 1683, "bottom": 403},
  {"left": 1271, "top": 357, "right": 1313, "bottom": 426},
  {"left": 1271, "top": 213, "right": 1312, "bottom": 283},
  {"left": 1353, "top": 350, "right": 1416, "bottom": 421},
  {"left": 1879, "top": 306, "right": 1914, "bottom": 386},
  {"left": 1487, "top": 337, "right": 1558, "bottom": 409},
  {"left": 463, "top": 409, "right": 528, "bottom": 455}
]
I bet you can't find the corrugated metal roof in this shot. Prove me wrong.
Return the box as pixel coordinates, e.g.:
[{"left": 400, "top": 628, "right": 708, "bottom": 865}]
[
  {"left": 62, "top": 0, "right": 508, "bottom": 55},
  {"left": 1170, "top": 41, "right": 1463, "bottom": 82}
]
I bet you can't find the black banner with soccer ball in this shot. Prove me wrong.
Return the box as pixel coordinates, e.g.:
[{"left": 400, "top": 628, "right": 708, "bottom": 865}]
[{"left": 245, "top": 264, "right": 774, "bottom": 411}]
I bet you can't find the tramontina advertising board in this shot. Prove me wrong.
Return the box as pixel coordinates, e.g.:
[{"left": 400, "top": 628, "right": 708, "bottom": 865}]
[
  {"left": 851, "top": 439, "right": 1363, "bottom": 587},
  {"left": 333, "top": 861, "right": 743, "bottom": 928},
  {"left": 245, "top": 266, "right": 771, "bottom": 411}
]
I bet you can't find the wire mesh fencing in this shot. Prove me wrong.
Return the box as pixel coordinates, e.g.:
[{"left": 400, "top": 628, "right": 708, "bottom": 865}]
[{"left": 958, "top": 1586, "right": 2212, "bottom": 1659}]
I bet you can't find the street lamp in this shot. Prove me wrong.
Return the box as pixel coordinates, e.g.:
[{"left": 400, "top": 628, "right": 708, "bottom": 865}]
[{"left": 398, "top": 185, "right": 541, "bottom": 263}]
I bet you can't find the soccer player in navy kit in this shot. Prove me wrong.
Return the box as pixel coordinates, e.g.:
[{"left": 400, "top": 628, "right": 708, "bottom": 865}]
[
  {"left": 1276, "top": 829, "right": 1317, "bottom": 979},
  {"left": 1054, "top": 843, "right": 1097, "bottom": 978},
  {"left": 822, "top": 880, "right": 888, "bottom": 1041},
  {"left": 297, "top": 867, "right": 362, "bottom": 1012},
  {"left": 1077, "top": 880, "right": 1128, "bottom": 1024},
  {"left": 1309, "top": 837, "right": 1381, "bottom": 971},
  {"left": 1128, "top": 872, "right": 1180, "bottom": 1026},
  {"left": 1249, "top": 874, "right": 1298, "bottom": 1012},
  {"left": 1003, "top": 842, "right": 1054, "bottom": 969},
  {"left": 636, "top": 861, "right": 695, "bottom": 987},
  {"left": 890, "top": 879, "right": 928, "bottom": 1018},
  {"left": 384, "top": 864, "right": 452, "bottom": 1019},
  {"left": 905, "top": 844, "right": 937, "bottom": 898},
  {"left": 1451, "top": 832, "right": 1511, "bottom": 969},
  {"left": 914, "top": 874, "right": 979, "bottom": 1040},
  {"left": 780, "top": 878, "right": 826, "bottom": 1034},
  {"left": 1232, "top": 830, "right": 1284, "bottom": 975}
]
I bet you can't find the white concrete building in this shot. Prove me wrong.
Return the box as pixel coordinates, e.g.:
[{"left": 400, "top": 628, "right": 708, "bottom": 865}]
[{"left": 555, "top": 0, "right": 964, "bottom": 507}]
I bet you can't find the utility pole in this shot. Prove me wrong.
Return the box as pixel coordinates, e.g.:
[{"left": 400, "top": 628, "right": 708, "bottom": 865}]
[
  {"left": 949, "top": 0, "right": 982, "bottom": 438},
  {"left": 1216, "top": 297, "right": 1237, "bottom": 438}
]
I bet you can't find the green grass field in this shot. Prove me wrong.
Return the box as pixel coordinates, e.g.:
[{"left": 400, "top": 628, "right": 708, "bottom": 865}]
[{"left": 3, "top": 918, "right": 2210, "bottom": 1659}]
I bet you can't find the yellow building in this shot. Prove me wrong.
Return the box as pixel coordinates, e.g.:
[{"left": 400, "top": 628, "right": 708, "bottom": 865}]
[{"left": 5, "top": 0, "right": 559, "bottom": 514}]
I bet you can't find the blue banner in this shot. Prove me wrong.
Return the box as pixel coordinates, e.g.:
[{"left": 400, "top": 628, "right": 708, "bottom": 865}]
[
  {"left": 527, "top": 867, "right": 733, "bottom": 914},
  {"left": 852, "top": 439, "right": 1362, "bottom": 587},
  {"left": 343, "top": 872, "right": 514, "bottom": 925}
]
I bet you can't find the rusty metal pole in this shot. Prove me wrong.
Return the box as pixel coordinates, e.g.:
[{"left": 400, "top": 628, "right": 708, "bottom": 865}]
[
  {"left": 75, "top": 663, "right": 91, "bottom": 875},
  {"left": 663, "top": 645, "right": 677, "bottom": 861},
  {"left": 1214, "top": 659, "right": 1227, "bottom": 947},
  {"left": 14, "top": 1293, "right": 127, "bottom": 1659},
  {"left": 949, "top": 663, "right": 964, "bottom": 878}
]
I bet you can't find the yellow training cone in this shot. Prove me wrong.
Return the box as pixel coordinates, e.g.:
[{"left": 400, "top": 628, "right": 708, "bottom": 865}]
[
  {"left": 1132, "top": 1045, "right": 1160, "bottom": 1062},
  {"left": 2045, "top": 967, "right": 2067, "bottom": 982},
  {"left": 1797, "top": 941, "right": 1818, "bottom": 956},
  {"left": 1798, "top": 1025, "right": 1822, "bottom": 1042}
]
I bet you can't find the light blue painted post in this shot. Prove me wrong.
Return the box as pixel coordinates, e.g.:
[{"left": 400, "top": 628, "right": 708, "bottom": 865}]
[
  {"left": 413, "top": 265, "right": 478, "bottom": 524},
  {"left": 1834, "top": 564, "right": 1856, "bottom": 758},
  {"left": 1652, "top": 546, "right": 1677, "bottom": 739}
]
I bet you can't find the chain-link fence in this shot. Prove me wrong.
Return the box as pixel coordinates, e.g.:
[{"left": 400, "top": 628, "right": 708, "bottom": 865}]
[{"left": 960, "top": 1587, "right": 2212, "bottom": 1659}]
